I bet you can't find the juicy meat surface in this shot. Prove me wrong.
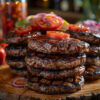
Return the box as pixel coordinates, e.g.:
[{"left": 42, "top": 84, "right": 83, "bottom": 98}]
[
  {"left": 6, "top": 56, "right": 25, "bottom": 68},
  {"left": 86, "top": 56, "right": 100, "bottom": 66},
  {"left": 10, "top": 67, "right": 27, "bottom": 76},
  {"left": 27, "top": 75, "right": 84, "bottom": 94},
  {"left": 4, "top": 31, "right": 41, "bottom": 44},
  {"left": 7, "top": 59, "right": 25, "bottom": 68},
  {"left": 85, "top": 65, "right": 100, "bottom": 81},
  {"left": 27, "top": 65, "right": 85, "bottom": 79},
  {"left": 28, "top": 35, "right": 89, "bottom": 55},
  {"left": 25, "top": 53, "right": 86, "bottom": 70},
  {"left": 6, "top": 45, "right": 27, "bottom": 56},
  {"left": 67, "top": 30, "right": 100, "bottom": 45},
  {"left": 87, "top": 45, "right": 100, "bottom": 56}
]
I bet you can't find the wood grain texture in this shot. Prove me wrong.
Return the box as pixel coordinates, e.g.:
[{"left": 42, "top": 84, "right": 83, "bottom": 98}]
[{"left": 0, "top": 64, "right": 100, "bottom": 100}]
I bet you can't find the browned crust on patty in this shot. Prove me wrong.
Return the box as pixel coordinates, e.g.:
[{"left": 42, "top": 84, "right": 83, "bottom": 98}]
[
  {"left": 7, "top": 59, "right": 25, "bottom": 68},
  {"left": 27, "top": 65, "right": 85, "bottom": 79},
  {"left": 85, "top": 65, "right": 100, "bottom": 81},
  {"left": 87, "top": 45, "right": 100, "bottom": 56},
  {"left": 10, "top": 68, "right": 27, "bottom": 76},
  {"left": 67, "top": 30, "right": 100, "bottom": 45},
  {"left": 27, "top": 76, "right": 84, "bottom": 94},
  {"left": 4, "top": 31, "right": 41, "bottom": 44},
  {"left": 6, "top": 47, "right": 27, "bottom": 56},
  {"left": 28, "top": 35, "right": 89, "bottom": 54},
  {"left": 86, "top": 56, "right": 100, "bottom": 66},
  {"left": 25, "top": 54, "right": 86, "bottom": 70}
]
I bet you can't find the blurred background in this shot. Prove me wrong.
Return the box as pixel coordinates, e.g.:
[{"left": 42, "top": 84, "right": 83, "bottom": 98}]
[
  {"left": 28, "top": 0, "right": 100, "bottom": 23},
  {"left": 0, "top": 0, "right": 100, "bottom": 34}
]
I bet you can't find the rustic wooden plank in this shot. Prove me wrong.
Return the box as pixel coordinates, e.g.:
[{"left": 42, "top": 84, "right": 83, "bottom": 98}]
[{"left": 0, "top": 64, "right": 100, "bottom": 100}]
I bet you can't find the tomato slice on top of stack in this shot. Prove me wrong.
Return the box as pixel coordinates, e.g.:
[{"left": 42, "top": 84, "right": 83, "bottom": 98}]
[
  {"left": 38, "top": 14, "right": 63, "bottom": 30},
  {"left": 69, "top": 24, "right": 90, "bottom": 32},
  {"left": 46, "top": 31, "right": 70, "bottom": 39},
  {"left": 26, "top": 13, "right": 64, "bottom": 31}
]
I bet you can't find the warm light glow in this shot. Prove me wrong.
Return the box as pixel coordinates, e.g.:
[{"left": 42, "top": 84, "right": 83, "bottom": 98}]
[
  {"left": 16, "top": 1, "right": 20, "bottom": 4},
  {"left": 50, "top": 12, "right": 54, "bottom": 14},
  {"left": 43, "top": 0, "right": 48, "bottom": 2},
  {"left": 6, "top": 2, "right": 10, "bottom": 5}
]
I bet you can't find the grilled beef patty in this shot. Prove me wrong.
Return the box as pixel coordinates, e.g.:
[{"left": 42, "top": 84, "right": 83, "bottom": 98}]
[
  {"left": 67, "top": 30, "right": 100, "bottom": 45},
  {"left": 28, "top": 35, "right": 89, "bottom": 55},
  {"left": 5, "top": 31, "right": 41, "bottom": 76},
  {"left": 87, "top": 45, "right": 100, "bottom": 56},
  {"left": 6, "top": 46, "right": 27, "bottom": 56},
  {"left": 27, "top": 65, "right": 85, "bottom": 79},
  {"left": 4, "top": 31, "right": 41, "bottom": 44},
  {"left": 85, "top": 65, "right": 100, "bottom": 80},
  {"left": 25, "top": 53, "right": 86, "bottom": 70},
  {"left": 10, "top": 66, "right": 27, "bottom": 76},
  {"left": 27, "top": 75, "right": 84, "bottom": 94},
  {"left": 86, "top": 56, "right": 100, "bottom": 66},
  {"left": 7, "top": 59, "right": 25, "bottom": 68}
]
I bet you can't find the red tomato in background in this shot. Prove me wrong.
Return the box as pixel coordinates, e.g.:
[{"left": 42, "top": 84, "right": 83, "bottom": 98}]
[
  {"left": 0, "top": 47, "right": 6, "bottom": 65},
  {"left": 0, "top": 43, "right": 8, "bottom": 65}
]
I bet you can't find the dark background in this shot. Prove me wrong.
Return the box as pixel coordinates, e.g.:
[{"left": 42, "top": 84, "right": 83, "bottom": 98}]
[
  {"left": 27, "top": 0, "right": 100, "bottom": 23},
  {"left": 27, "top": 0, "right": 83, "bottom": 23}
]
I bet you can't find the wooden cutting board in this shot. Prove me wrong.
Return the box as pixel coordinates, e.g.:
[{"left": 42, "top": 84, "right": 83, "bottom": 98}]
[{"left": 0, "top": 64, "right": 100, "bottom": 100}]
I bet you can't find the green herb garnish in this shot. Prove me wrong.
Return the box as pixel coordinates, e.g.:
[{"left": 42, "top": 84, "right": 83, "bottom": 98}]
[
  {"left": 15, "top": 19, "right": 32, "bottom": 27},
  {"left": 44, "top": 23, "right": 50, "bottom": 27}
]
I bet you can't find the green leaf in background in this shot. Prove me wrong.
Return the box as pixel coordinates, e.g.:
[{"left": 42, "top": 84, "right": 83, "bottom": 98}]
[
  {"left": 15, "top": 19, "right": 32, "bottom": 27},
  {"left": 82, "top": 0, "right": 100, "bottom": 21}
]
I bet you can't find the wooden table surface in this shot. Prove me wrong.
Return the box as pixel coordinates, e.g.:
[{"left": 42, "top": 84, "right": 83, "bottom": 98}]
[{"left": 0, "top": 64, "right": 100, "bottom": 100}]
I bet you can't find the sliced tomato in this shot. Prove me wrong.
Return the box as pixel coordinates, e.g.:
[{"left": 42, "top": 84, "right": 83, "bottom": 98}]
[
  {"left": 32, "top": 19, "right": 40, "bottom": 30},
  {"left": 29, "top": 16, "right": 40, "bottom": 30},
  {"left": 26, "top": 13, "right": 64, "bottom": 30},
  {"left": 0, "top": 47, "right": 6, "bottom": 65},
  {"left": 46, "top": 31, "right": 70, "bottom": 39},
  {"left": 0, "top": 43, "right": 8, "bottom": 48},
  {"left": 51, "top": 17, "right": 63, "bottom": 29},
  {"left": 26, "top": 15, "right": 42, "bottom": 30},
  {"left": 38, "top": 14, "right": 63, "bottom": 30},
  {"left": 69, "top": 24, "right": 90, "bottom": 32},
  {"left": 26, "top": 16, "right": 37, "bottom": 29},
  {"left": 15, "top": 26, "right": 32, "bottom": 35}
]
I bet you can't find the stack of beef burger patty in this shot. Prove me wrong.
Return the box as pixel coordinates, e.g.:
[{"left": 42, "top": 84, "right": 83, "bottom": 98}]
[
  {"left": 5, "top": 29, "right": 41, "bottom": 76},
  {"left": 67, "top": 24, "right": 100, "bottom": 80},
  {"left": 25, "top": 33, "right": 89, "bottom": 94}
]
